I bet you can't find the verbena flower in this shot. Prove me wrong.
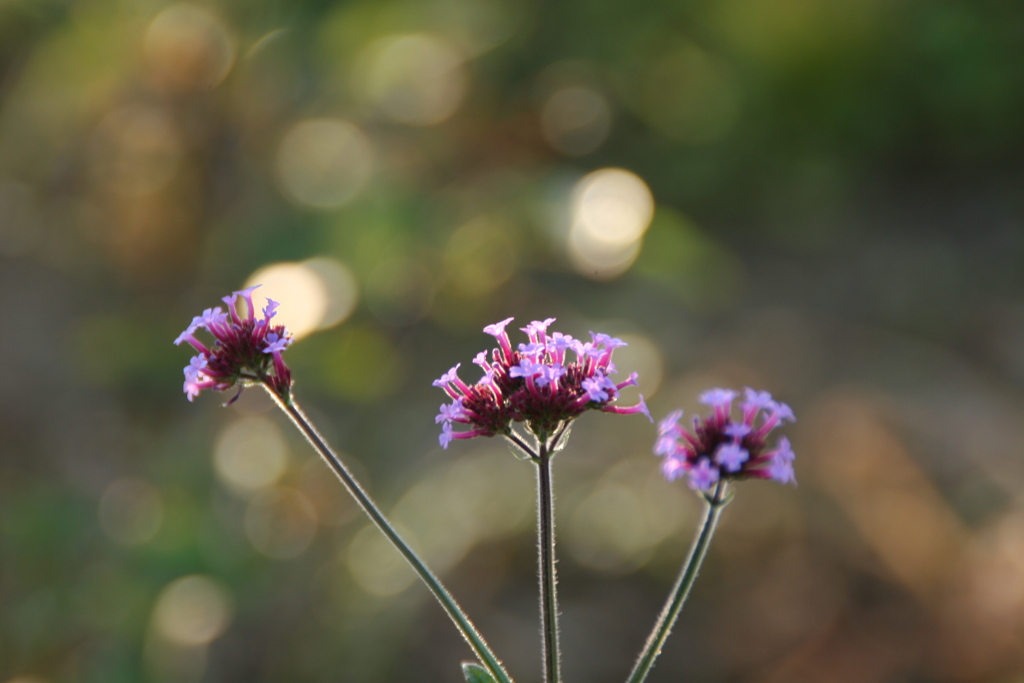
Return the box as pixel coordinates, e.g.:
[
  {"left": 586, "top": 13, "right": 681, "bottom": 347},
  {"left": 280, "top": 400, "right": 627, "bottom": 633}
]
[
  {"left": 174, "top": 286, "right": 293, "bottom": 402},
  {"left": 434, "top": 317, "right": 652, "bottom": 448},
  {"left": 654, "top": 387, "right": 796, "bottom": 491}
]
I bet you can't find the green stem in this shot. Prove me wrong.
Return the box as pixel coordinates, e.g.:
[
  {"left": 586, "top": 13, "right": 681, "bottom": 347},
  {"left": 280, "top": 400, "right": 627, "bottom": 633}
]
[
  {"left": 266, "top": 387, "right": 515, "bottom": 683},
  {"left": 535, "top": 441, "right": 561, "bottom": 683},
  {"left": 625, "top": 481, "right": 729, "bottom": 683}
]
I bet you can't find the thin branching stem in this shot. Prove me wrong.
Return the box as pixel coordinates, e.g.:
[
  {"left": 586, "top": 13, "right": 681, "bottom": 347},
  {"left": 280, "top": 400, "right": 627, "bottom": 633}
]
[
  {"left": 535, "top": 439, "right": 561, "bottom": 683},
  {"left": 625, "top": 480, "right": 729, "bottom": 683},
  {"left": 505, "top": 430, "right": 537, "bottom": 460},
  {"left": 265, "top": 385, "right": 515, "bottom": 683}
]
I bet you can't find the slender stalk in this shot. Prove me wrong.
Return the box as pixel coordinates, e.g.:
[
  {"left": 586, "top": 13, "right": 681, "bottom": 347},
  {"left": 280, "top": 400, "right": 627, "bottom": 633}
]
[
  {"left": 265, "top": 387, "right": 515, "bottom": 683},
  {"left": 625, "top": 481, "right": 729, "bottom": 683},
  {"left": 535, "top": 441, "right": 561, "bottom": 683}
]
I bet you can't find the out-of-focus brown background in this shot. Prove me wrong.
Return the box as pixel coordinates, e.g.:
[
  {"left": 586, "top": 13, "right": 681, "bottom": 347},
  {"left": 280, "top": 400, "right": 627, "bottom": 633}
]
[{"left": 2, "top": 0, "right": 1024, "bottom": 681}]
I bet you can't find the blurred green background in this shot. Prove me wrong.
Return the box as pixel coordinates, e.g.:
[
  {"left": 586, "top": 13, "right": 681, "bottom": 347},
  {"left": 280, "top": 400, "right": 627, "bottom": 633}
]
[{"left": 3, "top": 0, "right": 1024, "bottom": 681}]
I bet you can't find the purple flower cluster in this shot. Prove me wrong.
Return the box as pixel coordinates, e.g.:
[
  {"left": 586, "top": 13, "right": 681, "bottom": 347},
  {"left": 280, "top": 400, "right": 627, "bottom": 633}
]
[
  {"left": 434, "top": 318, "right": 652, "bottom": 448},
  {"left": 655, "top": 388, "right": 796, "bottom": 491},
  {"left": 174, "top": 286, "right": 294, "bottom": 402}
]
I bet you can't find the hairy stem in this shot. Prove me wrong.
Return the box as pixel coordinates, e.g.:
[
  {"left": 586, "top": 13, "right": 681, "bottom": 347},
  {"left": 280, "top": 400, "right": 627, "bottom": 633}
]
[
  {"left": 267, "top": 387, "right": 514, "bottom": 683},
  {"left": 535, "top": 442, "right": 561, "bottom": 683},
  {"left": 625, "top": 481, "right": 729, "bottom": 683}
]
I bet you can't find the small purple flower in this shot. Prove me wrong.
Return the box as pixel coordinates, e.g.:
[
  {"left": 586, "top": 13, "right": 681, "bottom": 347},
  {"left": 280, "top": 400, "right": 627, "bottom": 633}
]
[
  {"left": 440, "top": 422, "right": 454, "bottom": 448},
  {"left": 724, "top": 422, "right": 751, "bottom": 440},
  {"left": 517, "top": 342, "right": 544, "bottom": 358},
  {"left": 768, "top": 459, "right": 796, "bottom": 485},
  {"left": 699, "top": 388, "right": 737, "bottom": 408},
  {"left": 175, "top": 286, "right": 294, "bottom": 402},
  {"left": 262, "top": 299, "right": 280, "bottom": 322},
  {"left": 433, "top": 318, "right": 649, "bottom": 447},
  {"left": 184, "top": 355, "right": 207, "bottom": 380},
  {"left": 582, "top": 376, "right": 610, "bottom": 402},
  {"left": 509, "top": 358, "right": 540, "bottom": 379},
  {"left": 601, "top": 393, "right": 653, "bottom": 422},
  {"left": 263, "top": 333, "right": 290, "bottom": 354},
  {"left": 688, "top": 458, "right": 720, "bottom": 492},
  {"left": 436, "top": 398, "right": 466, "bottom": 424},
  {"left": 715, "top": 443, "right": 749, "bottom": 473},
  {"left": 548, "top": 333, "right": 575, "bottom": 363},
  {"left": 433, "top": 363, "right": 462, "bottom": 387},
  {"left": 521, "top": 318, "right": 557, "bottom": 343},
  {"left": 773, "top": 436, "right": 795, "bottom": 462},
  {"left": 535, "top": 364, "right": 566, "bottom": 387},
  {"left": 590, "top": 332, "right": 623, "bottom": 348},
  {"left": 662, "top": 455, "right": 688, "bottom": 481},
  {"left": 741, "top": 387, "right": 773, "bottom": 420},
  {"left": 658, "top": 410, "right": 685, "bottom": 435},
  {"left": 654, "top": 387, "right": 797, "bottom": 491},
  {"left": 483, "top": 317, "right": 515, "bottom": 359}
]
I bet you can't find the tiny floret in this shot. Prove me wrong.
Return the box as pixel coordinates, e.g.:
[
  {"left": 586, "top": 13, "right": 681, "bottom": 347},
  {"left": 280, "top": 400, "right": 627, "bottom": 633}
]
[
  {"left": 174, "top": 286, "right": 294, "bottom": 402},
  {"left": 688, "top": 458, "right": 720, "bottom": 492},
  {"left": 263, "top": 332, "right": 291, "bottom": 354},
  {"left": 699, "top": 388, "right": 737, "bottom": 409},
  {"left": 432, "top": 318, "right": 650, "bottom": 447},
  {"left": 654, "top": 387, "right": 797, "bottom": 490},
  {"left": 715, "top": 443, "right": 749, "bottom": 473}
]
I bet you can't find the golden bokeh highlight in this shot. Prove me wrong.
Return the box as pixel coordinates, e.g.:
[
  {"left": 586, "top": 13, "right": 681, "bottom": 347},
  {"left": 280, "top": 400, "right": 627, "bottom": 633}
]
[
  {"left": 98, "top": 477, "right": 164, "bottom": 545},
  {"left": 144, "top": 4, "right": 235, "bottom": 91},
  {"left": 245, "top": 258, "right": 359, "bottom": 339},
  {"left": 354, "top": 34, "right": 468, "bottom": 126},
  {"left": 275, "top": 118, "right": 374, "bottom": 210},
  {"left": 541, "top": 86, "right": 612, "bottom": 156},
  {"left": 568, "top": 168, "right": 655, "bottom": 279},
  {"left": 243, "top": 487, "right": 318, "bottom": 559},
  {"left": 213, "top": 417, "right": 289, "bottom": 494},
  {"left": 301, "top": 257, "right": 360, "bottom": 329},
  {"left": 152, "top": 575, "right": 233, "bottom": 646}
]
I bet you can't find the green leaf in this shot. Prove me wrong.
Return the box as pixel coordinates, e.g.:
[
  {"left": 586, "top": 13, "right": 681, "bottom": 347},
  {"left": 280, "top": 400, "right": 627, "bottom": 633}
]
[{"left": 462, "top": 662, "right": 498, "bottom": 683}]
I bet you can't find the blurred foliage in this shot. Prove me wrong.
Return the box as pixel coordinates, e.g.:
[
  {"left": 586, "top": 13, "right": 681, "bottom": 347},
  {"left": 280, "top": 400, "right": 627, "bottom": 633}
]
[{"left": 2, "top": 0, "right": 1024, "bottom": 681}]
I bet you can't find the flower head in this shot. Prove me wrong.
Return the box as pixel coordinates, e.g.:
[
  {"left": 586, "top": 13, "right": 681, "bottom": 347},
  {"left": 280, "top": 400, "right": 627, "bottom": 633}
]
[
  {"left": 433, "top": 317, "right": 651, "bottom": 449},
  {"left": 174, "top": 286, "right": 294, "bottom": 402},
  {"left": 654, "top": 387, "right": 796, "bottom": 491}
]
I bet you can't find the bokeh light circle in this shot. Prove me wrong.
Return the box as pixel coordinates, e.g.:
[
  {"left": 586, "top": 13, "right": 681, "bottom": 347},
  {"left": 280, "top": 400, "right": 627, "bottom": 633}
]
[
  {"left": 276, "top": 119, "right": 374, "bottom": 210},
  {"left": 244, "top": 259, "right": 358, "bottom": 338},
  {"left": 152, "top": 575, "right": 233, "bottom": 646},
  {"left": 354, "top": 34, "right": 468, "bottom": 126},
  {"left": 567, "top": 168, "right": 654, "bottom": 279},
  {"left": 243, "top": 261, "right": 337, "bottom": 339},
  {"left": 213, "top": 417, "right": 289, "bottom": 494},
  {"left": 144, "top": 4, "right": 235, "bottom": 91}
]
